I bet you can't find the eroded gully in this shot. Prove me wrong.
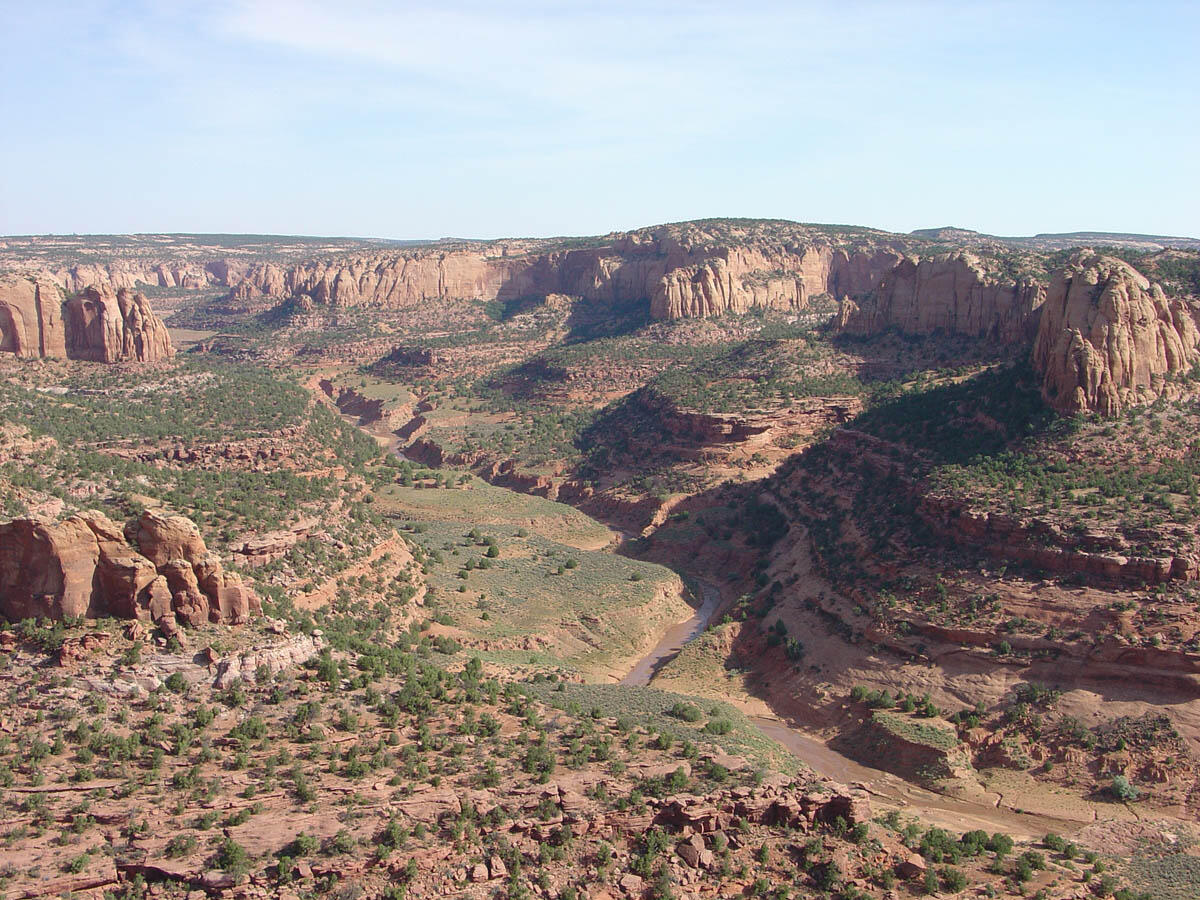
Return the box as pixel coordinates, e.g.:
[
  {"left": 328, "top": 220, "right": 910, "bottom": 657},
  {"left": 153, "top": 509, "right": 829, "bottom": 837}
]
[
  {"left": 330, "top": 385, "right": 1086, "bottom": 841},
  {"left": 620, "top": 578, "right": 1087, "bottom": 839}
]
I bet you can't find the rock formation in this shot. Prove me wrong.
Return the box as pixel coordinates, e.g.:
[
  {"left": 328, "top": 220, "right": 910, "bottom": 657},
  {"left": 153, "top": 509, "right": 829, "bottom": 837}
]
[
  {"left": 0, "top": 509, "right": 259, "bottom": 628},
  {"left": 0, "top": 223, "right": 1068, "bottom": 332},
  {"left": 834, "top": 252, "right": 1046, "bottom": 343},
  {"left": 227, "top": 233, "right": 902, "bottom": 322},
  {"left": 219, "top": 227, "right": 1064, "bottom": 336},
  {"left": 1033, "top": 252, "right": 1200, "bottom": 415},
  {"left": 0, "top": 275, "right": 174, "bottom": 363},
  {"left": 63, "top": 285, "right": 174, "bottom": 363},
  {"left": 0, "top": 273, "right": 67, "bottom": 358}
]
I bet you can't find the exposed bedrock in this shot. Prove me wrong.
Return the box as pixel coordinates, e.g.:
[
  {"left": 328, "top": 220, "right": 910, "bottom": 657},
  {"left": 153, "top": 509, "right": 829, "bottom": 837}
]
[
  {"left": 0, "top": 510, "right": 259, "bottom": 628},
  {"left": 1033, "top": 252, "right": 1200, "bottom": 416},
  {"left": 834, "top": 252, "right": 1046, "bottom": 344},
  {"left": 0, "top": 276, "right": 174, "bottom": 363}
]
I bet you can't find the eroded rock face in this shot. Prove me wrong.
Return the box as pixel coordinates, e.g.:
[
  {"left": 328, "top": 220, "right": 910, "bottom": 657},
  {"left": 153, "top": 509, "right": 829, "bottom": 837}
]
[
  {"left": 835, "top": 252, "right": 1045, "bottom": 343},
  {"left": 0, "top": 274, "right": 67, "bottom": 358},
  {"left": 0, "top": 510, "right": 259, "bottom": 628},
  {"left": 1033, "top": 253, "right": 1200, "bottom": 415},
  {"left": 0, "top": 276, "right": 174, "bottom": 363},
  {"left": 63, "top": 286, "right": 174, "bottom": 363}
]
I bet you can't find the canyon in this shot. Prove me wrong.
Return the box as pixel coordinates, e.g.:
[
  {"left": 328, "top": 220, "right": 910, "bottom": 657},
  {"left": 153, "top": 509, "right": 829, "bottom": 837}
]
[{"left": 2, "top": 219, "right": 1199, "bottom": 900}]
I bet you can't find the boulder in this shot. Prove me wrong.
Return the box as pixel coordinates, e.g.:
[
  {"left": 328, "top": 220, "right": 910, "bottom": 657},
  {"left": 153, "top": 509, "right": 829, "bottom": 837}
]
[{"left": 895, "top": 853, "right": 927, "bottom": 880}]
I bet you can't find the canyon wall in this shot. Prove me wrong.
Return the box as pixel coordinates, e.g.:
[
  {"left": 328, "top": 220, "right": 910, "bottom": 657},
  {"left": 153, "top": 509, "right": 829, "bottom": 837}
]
[
  {"left": 0, "top": 226, "right": 1056, "bottom": 336},
  {"left": 0, "top": 276, "right": 174, "bottom": 363},
  {"left": 1033, "top": 253, "right": 1200, "bottom": 416},
  {"left": 220, "top": 232, "right": 1058, "bottom": 341},
  {"left": 224, "top": 235, "right": 913, "bottom": 322},
  {"left": 55, "top": 260, "right": 234, "bottom": 294},
  {"left": 834, "top": 252, "right": 1046, "bottom": 344}
]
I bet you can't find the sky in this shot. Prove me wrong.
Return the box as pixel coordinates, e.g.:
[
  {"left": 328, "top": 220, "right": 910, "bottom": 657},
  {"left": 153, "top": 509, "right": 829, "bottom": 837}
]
[{"left": 1, "top": 1, "right": 1197, "bottom": 240}]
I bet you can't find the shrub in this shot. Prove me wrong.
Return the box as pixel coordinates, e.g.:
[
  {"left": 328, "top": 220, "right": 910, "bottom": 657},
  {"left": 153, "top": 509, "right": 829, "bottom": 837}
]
[
  {"left": 1110, "top": 775, "right": 1139, "bottom": 801},
  {"left": 667, "top": 702, "right": 702, "bottom": 723},
  {"left": 940, "top": 867, "right": 968, "bottom": 892},
  {"left": 215, "top": 837, "right": 250, "bottom": 875}
]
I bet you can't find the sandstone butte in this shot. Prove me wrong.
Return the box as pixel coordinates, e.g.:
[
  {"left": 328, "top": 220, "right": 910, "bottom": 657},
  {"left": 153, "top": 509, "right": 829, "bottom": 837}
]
[
  {"left": 0, "top": 509, "right": 259, "bottom": 629},
  {"left": 0, "top": 275, "right": 174, "bottom": 363},
  {"left": 1033, "top": 252, "right": 1200, "bottom": 417}
]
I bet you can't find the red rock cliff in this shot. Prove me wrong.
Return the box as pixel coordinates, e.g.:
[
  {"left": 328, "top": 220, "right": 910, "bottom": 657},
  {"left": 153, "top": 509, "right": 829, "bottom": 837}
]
[
  {"left": 0, "top": 510, "right": 258, "bottom": 627},
  {"left": 1033, "top": 253, "right": 1200, "bottom": 416},
  {"left": 0, "top": 276, "right": 174, "bottom": 363}
]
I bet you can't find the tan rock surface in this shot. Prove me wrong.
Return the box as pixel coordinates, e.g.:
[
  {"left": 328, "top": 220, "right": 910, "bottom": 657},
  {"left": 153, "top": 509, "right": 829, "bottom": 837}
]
[
  {"left": 0, "top": 509, "right": 258, "bottom": 627},
  {"left": 835, "top": 251, "right": 1044, "bottom": 343},
  {"left": 0, "top": 275, "right": 173, "bottom": 363},
  {"left": 1033, "top": 252, "right": 1200, "bottom": 415}
]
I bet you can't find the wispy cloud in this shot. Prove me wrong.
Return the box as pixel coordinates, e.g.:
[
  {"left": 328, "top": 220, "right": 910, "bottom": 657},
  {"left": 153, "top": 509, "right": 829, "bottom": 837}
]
[{"left": 2, "top": 1, "right": 1196, "bottom": 237}]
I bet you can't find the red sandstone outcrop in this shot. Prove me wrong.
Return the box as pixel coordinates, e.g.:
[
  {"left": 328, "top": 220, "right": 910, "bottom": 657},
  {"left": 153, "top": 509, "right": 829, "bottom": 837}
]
[
  {"left": 917, "top": 492, "right": 1198, "bottom": 584},
  {"left": 0, "top": 509, "right": 258, "bottom": 628},
  {"left": 1033, "top": 252, "right": 1200, "bottom": 415},
  {"left": 317, "top": 379, "right": 411, "bottom": 428},
  {"left": 63, "top": 286, "right": 174, "bottom": 363},
  {"left": 835, "top": 252, "right": 1045, "bottom": 343},
  {"left": 0, "top": 274, "right": 67, "bottom": 358},
  {"left": 0, "top": 275, "right": 174, "bottom": 363},
  {"left": 232, "top": 517, "right": 320, "bottom": 568}
]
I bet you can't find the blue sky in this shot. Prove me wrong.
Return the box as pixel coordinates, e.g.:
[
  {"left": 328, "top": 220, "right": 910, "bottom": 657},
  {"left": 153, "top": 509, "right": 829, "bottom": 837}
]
[{"left": 1, "top": 1, "right": 1197, "bottom": 239}]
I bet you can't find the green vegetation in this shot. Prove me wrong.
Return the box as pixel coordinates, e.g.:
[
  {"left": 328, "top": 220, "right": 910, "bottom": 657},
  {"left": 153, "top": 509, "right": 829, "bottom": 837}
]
[{"left": 870, "top": 711, "right": 959, "bottom": 752}]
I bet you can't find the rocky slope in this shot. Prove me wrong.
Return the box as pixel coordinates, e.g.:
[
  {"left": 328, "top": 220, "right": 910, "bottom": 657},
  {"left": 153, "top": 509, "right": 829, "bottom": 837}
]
[
  {"left": 1034, "top": 252, "right": 1200, "bottom": 415},
  {"left": 0, "top": 275, "right": 174, "bottom": 363},
  {"left": 0, "top": 509, "right": 259, "bottom": 628}
]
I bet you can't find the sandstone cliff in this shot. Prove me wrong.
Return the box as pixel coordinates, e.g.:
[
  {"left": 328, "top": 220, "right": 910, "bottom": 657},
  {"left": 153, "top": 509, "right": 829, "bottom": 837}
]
[
  {"left": 63, "top": 285, "right": 175, "bottom": 363},
  {"left": 0, "top": 273, "right": 67, "bottom": 358},
  {"left": 225, "top": 227, "right": 908, "bottom": 322},
  {"left": 834, "top": 252, "right": 1046, "bottom": 344},
  {"left": 1033, "top": 253, "right": 1200, "bottom": 415},
  {"left": 221, "top": 224, "right": 1064, "bottom": 336},
  {"left": 0, "top": 509, "right": 259, "bottom": 628},
  {"left": 0, "top": 223, "right": 1063, "bottom": 331},
  {"left": 55, "top": 259, "right": 236, "bottom": 294},
  {"left": 0, "top": 276, "right": 174, "bottom": 363}
]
